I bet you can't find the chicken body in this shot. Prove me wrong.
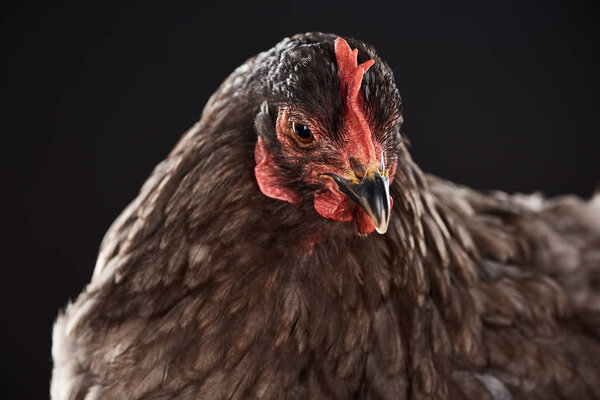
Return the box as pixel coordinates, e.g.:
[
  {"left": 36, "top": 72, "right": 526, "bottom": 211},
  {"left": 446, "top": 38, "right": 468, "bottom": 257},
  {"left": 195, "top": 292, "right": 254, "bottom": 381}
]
[{"left": 52, "top": 33, "right": 600, "bottom": 399}]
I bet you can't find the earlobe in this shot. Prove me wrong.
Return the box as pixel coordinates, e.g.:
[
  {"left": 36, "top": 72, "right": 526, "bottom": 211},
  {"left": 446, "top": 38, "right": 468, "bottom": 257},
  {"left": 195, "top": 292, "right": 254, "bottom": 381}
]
[
  {"left": 253, "top": 103, "right": 300, "bottom": 205},
  {"left": 254, "top": 136, "right": 299, "bottom": 204}
]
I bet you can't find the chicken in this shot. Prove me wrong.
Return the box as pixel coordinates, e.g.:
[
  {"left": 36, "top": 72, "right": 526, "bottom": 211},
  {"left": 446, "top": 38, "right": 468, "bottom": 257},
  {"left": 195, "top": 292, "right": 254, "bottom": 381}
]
[{"left": 51, "top": 32, "right": 600, "bottom": 399}]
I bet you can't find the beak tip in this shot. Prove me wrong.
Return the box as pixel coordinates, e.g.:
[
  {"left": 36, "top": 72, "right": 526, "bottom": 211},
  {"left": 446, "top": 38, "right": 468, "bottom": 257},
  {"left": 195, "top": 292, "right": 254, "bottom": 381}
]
[
  {"left": 375, "top": 226, "right": 388, "bottom": 234},
  {"left": 373, "top": 214, "right": 390, "bottom": 234}
]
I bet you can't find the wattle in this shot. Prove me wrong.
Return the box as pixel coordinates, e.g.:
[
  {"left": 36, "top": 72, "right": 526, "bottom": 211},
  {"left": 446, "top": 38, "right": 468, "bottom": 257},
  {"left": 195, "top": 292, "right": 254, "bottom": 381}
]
[{"left": 313, "top": 191, "right": 376, "bottom": 234}]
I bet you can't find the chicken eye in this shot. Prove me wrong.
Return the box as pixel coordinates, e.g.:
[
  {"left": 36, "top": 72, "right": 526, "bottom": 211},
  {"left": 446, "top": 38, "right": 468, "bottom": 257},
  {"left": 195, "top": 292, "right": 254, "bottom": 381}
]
[{"left": 291, "top": 121, "right": 313, "bottom": 144}]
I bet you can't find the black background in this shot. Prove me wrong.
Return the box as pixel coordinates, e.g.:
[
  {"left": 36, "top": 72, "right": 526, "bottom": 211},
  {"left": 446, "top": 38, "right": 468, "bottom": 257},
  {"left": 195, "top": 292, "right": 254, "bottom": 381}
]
[{"left": 2, "top": 0, "right": 599, "bottom": 397}]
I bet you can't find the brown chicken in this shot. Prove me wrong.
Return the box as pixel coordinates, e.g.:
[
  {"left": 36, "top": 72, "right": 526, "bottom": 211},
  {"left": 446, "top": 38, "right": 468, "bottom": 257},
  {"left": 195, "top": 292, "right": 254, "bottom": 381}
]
[{"left": 51, "top": 32, "right": 600, "bottom": 399}]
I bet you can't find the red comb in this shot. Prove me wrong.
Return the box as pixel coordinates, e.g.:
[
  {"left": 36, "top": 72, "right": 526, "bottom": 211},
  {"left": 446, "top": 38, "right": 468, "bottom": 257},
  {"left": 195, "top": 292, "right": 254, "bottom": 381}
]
[
  {"left": 334, "top": 37, "right": 375, "bottom": 112},
  {"left": 333, "top": 37, "right": 377, "bottom": 169}
]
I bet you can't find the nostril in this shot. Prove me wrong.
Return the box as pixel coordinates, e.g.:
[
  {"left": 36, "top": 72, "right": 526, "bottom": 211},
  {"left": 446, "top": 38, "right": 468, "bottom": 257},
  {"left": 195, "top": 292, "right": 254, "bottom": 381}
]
[{"left": 349, "top": 157, "right": 366, "bottom": 179}]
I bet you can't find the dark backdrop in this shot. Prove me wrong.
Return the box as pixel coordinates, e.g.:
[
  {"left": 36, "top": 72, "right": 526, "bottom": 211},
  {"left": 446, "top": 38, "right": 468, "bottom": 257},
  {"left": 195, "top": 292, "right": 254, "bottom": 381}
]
[{"left": 2, "top": 0, "right": 598, "bottom": 397}]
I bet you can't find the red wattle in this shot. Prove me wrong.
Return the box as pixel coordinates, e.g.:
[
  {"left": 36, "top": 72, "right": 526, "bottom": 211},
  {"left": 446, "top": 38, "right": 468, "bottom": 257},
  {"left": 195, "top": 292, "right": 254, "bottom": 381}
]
[
  {"left": 313, "top": 190, "right": 353, "bottom": 222},
  {"left": 356, "top": 209, "right": 376, "bottom": 233}
]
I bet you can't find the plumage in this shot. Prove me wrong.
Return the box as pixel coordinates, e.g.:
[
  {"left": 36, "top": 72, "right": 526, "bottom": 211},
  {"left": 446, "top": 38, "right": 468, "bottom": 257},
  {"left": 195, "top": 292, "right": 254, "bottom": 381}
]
[{"left": 51, "top": 32, "right": 600, "bottom": 399}]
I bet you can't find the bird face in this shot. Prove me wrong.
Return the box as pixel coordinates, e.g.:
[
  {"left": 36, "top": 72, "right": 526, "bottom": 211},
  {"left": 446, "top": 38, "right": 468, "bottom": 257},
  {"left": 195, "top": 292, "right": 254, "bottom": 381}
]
[{"left": 254, "top": 35, "right": 402, "bottom": 235}]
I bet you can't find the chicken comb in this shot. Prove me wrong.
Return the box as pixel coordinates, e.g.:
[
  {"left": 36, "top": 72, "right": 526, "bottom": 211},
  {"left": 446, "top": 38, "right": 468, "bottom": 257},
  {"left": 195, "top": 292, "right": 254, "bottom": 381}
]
[
  {"left": 334, "top": 37, "right": 375, "bottom": 115},
  {"left": 334, "top": 37, "right": 377, "bottom": 165}
]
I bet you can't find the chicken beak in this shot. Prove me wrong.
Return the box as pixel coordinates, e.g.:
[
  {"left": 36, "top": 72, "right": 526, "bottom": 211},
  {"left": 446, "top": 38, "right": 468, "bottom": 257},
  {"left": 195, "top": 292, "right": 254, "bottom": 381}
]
[{"left": 321, "top": 169, "right": 391, "bottom": 234}]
